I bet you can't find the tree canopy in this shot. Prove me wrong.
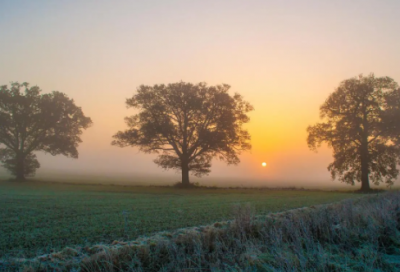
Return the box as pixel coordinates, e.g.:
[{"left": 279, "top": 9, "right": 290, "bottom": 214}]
[
  {"left": 0, "top": 82, "right": 92, "bottom": 179},
  {"left": 112, "top": 82, "right": 253, "bottom": 186},
  {"left": 307, "top": 74, "right": 400, "bottom": 191}
]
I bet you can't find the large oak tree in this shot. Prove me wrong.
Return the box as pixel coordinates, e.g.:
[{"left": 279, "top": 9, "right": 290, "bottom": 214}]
[
  {"left": 112, "top": 82, "right": 253, "bottom": 186},
  {"left": 307, "top": 74, "right": 400, "bottom": 191},
  {"left": 0, "top": 82, "right": 92, "bottom": 180}
]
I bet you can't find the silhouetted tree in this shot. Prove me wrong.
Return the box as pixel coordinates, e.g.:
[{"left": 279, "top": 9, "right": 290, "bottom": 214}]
[
  {"left": 112, "top": 82, "right": 253, "bottom": 186},
  {"left": 0, "top": 82, "right": 92, "bottom": 180},
  {"left": 307, "top": 74, "right": 400, "bottom": 192}
]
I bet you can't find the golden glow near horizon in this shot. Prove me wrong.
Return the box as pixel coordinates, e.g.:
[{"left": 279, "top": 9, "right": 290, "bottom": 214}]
[
  {"left": 1, "top": 1, "right": 400, "bottom": 185},
  {"left": 262, "top": 162, "right": 267, "bottom": 167}
]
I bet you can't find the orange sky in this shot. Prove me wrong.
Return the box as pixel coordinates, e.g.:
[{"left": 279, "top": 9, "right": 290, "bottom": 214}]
[{"left": 1, "top": 0, "right": 400, "bottom": 187}]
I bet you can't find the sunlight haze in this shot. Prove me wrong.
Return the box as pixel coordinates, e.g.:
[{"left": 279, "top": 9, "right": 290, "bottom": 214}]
[{"left": 1, "top": 0, "right": 400, "bottom": 187}]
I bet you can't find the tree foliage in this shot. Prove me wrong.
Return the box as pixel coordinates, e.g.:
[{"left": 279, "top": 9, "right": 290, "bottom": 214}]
[
  {"left": 112, "top": 82, "right": 253, "bottom": 185},
  {"left": 0, "top": 82, "right": 92, "bottom": 179},
  {"left": 307, "top": 74, "right": 400, "bottom": 191}
]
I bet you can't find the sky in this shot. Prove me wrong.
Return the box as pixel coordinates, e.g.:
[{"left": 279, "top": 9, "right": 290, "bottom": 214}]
[{"left": 1, "top": 0, "right": 400, "bottom": 187}]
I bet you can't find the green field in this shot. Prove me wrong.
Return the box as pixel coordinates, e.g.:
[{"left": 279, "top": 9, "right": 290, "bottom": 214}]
[{"left": 0, "top": 180, "right": 358, "bottom": 258}]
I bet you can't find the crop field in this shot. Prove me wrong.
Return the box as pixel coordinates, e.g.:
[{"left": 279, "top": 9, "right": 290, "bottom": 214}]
[{"left": 0, "top": 180, "right": 358, "bottom": 258}]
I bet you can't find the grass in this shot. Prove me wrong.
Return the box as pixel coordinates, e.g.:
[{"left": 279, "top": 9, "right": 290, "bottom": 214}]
[
  {"left": 0, "top": 180, "right": 358, "bottom": 259},
  {"left": 6, "top": 190, "right": 400, "bottom": 272}
]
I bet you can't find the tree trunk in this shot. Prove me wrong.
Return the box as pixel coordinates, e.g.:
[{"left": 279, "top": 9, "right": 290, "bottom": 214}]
[
  {"left": 15, "top": 153, "right": 25, "bottom": 181},
  {"left": 360, "top": 142, "right": 370, "bottom": 192},
  {"left": 181, "top": 161, "right": 190, "bottom": 186}
]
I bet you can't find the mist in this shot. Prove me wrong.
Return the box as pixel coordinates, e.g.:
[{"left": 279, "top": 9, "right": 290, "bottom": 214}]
[{"left": 1, "top": 0, "right": 400, "bottom": 188}]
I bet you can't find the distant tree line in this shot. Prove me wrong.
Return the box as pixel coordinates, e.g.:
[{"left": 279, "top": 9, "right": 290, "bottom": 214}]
[{"left": 1, "top": 75, "right": 400, "bottom": 191}]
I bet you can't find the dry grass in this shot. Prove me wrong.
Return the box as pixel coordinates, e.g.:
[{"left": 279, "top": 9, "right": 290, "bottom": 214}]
[
  {"left": 3, "top": 191, "right": 400, "bottom": 271},
  {"left": 0, "top": 181, "right": 355, "bottom": 258}
]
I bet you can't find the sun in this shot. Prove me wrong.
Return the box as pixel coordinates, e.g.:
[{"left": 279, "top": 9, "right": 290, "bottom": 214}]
[{"left": 261, "top": 162, "right": 267, "bottom": 167}]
